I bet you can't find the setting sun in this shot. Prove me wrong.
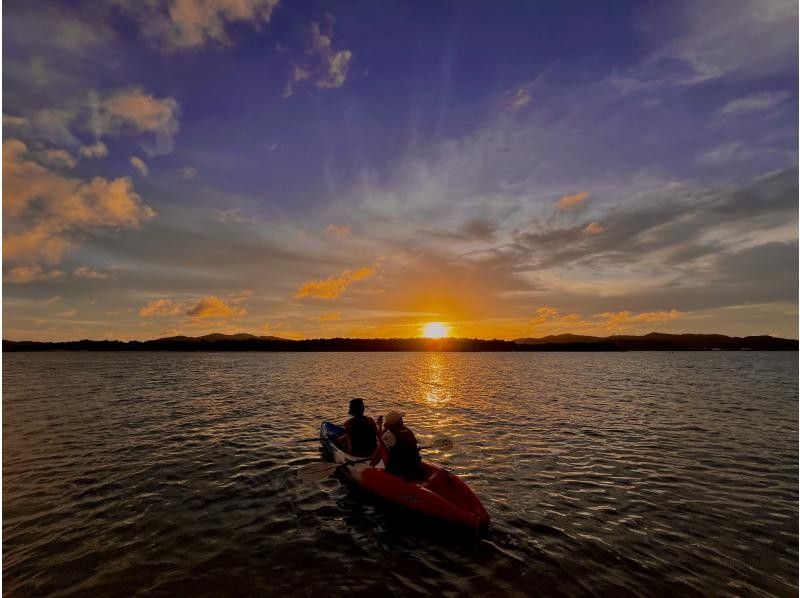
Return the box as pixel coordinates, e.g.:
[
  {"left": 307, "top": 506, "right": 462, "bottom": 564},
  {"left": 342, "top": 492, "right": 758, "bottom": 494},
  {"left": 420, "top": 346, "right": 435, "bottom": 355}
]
[{"left": 422, "top": 322, "right": 450, "bottom": 338}]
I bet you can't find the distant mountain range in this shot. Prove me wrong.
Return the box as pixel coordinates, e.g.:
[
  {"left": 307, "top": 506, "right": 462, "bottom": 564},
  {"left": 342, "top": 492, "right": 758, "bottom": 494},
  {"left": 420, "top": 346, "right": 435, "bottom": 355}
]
[
  {"left": 3, "top": 332, "right": 797, "bottom": 351},
  {"left": 513, "top": 332, "right": 798, "bottom": 351}
]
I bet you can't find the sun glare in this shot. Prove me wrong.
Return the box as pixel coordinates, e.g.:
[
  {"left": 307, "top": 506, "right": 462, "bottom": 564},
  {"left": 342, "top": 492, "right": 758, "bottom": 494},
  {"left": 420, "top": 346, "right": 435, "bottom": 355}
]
[{"left": 422, "top": 322, "right": 450, "bottom": 338}]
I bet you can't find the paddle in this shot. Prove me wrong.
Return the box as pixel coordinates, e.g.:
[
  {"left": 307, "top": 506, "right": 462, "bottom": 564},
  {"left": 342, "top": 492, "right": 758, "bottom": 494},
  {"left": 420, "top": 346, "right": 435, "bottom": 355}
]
[
  {"left": 296, "top": 437, "right": 454, "bottom": 482},
  {"left": 297, "top": 457, "right": 371, "bottom": 482}
]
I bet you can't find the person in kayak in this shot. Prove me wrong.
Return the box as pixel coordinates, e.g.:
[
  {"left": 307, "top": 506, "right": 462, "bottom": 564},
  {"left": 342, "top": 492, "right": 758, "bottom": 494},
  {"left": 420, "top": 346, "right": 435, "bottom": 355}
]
[
  {"left": 335, "top": 398, "right": 380, "bottom": 458},
  {"left": 371, "top": 410, "right": 424, "bottom": 481}
]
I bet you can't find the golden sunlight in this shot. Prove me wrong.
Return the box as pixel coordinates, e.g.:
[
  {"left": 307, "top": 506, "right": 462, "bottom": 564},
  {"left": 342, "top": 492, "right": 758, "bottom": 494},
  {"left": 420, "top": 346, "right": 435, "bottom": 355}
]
[{"left": 422, "top": 322, "right": 450, "bottom": 338}]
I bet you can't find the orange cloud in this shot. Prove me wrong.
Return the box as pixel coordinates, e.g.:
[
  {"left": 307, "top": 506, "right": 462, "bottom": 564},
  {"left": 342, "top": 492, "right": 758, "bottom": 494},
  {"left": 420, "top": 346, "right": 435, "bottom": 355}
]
[
  {"left": 556, "top": 191, "right": 589, "bottom": 210},
  {"left": 583, "top": 222, "right": 604, "bottom": 235},
  {"left": 186, "top": 296, "right": 246, "bottom": 318},
  {"left": 295, "top": 265, "right": 377, "bottom": 300},
  {"left": 4, "top": 139, "right": 155, "bottom": 266},
  {"left": 4, "top": 266, "right": 65, "bottom": 284},
  {"left": 139, "top": 299, "right": 185, "bottom": 316},
  {"left": 315, "top": 311, "right": 341, "bottom": 321},
  {"left": 100, "top": 88, "right": 178, "bottom": 136},
  {"left": 55, "top": 309, "right": 77, "bottom": 318},
  {"left": 132, "top": 0, "right": 280, "bottom": 50},
  {"left": 598, "top": 309, "right": 685, "bottom": 330},
  {"left": 325, "top": 223, "right": 351, "bottom": 238},
  {"left": 529, "top": 306, "right": 588, "bottom": 329}
]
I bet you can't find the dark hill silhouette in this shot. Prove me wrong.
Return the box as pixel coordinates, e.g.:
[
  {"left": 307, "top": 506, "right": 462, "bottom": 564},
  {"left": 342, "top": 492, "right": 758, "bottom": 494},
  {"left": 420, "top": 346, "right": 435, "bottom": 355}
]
[
  {"left": 3, "top": 332, "right": 797, "bottom": 351},
  {"left": 515, "top": 332, "right": 797, "bottom": 351}
]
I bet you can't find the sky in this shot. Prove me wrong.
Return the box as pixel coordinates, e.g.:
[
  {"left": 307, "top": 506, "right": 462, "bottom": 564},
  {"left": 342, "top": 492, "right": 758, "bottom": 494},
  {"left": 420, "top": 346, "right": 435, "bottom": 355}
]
[{"left": 3, "top": 0, "right": 798, "bottom": 341}]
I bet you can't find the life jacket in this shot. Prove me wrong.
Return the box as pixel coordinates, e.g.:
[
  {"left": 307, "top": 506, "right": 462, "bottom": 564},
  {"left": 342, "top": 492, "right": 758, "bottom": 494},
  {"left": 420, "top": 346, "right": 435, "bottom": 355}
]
[
  {"left": 386, "top": 427, "right": 423, "bottom": 480},
  {"left": 346, "top": 415, "right": 377, "bottom": 457}
]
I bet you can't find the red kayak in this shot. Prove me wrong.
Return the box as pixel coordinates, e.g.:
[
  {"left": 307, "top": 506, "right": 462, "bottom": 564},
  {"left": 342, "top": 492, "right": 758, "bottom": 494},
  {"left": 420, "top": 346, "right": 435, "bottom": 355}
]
[{"left": 320, "top": 421, "right": 490, "bottom": 530}]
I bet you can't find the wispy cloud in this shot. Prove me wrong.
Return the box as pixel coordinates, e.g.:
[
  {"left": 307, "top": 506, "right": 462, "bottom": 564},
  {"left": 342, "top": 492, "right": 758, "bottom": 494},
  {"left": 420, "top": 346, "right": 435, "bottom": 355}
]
[
  {"left": 555, "top": 191, "right": 589, "bottom": 210},
  {"left": 79, "top": 141, "right": 108, "bottom": 159},
  {"left": 314, "top": 311, "right": 341, "bottom": 321},
  {"left": 130, "top": 156, "right": 149, "bottom": 176},
  {"left": 284, "top": 15, "right": 352, "bottom": 97},
  {"left": 295, "top": 265, "right": 377, "bottom": 300},
  {"left": 139, "top": 298, "right": 185, "bottom": 316},
  {"left": 180, "top": 166, "right": 198, "bottom": 179},
  {"left": 720, "top": 91, "right": 790, "bottom": 116},
  {"left": 325, "top": 223, "right": 351, "bottom": 238},
  {"left": 696, "top": 142, "right": 751, "bottom": 165},
  {"left": 505, "top": 88, "right": 531, "bottom": 111},
  {"left": 598, "top": 309, "right": 684, "bottom": 330},
  {"left": 4, "top": 265, "right": 65, "bottom": 284},
  {"left": 582, "top": 222, "right": 604, "bottom": 235},
  {"left": 74, "top": 266, "right": 111, "bottom": 280}
]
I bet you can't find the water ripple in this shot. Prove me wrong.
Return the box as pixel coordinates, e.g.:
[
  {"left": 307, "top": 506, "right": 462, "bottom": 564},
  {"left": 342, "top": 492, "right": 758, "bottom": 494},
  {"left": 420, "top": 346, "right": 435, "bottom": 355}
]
[{"left": 4, "top": 351, "right": 798, "bottom": 596}]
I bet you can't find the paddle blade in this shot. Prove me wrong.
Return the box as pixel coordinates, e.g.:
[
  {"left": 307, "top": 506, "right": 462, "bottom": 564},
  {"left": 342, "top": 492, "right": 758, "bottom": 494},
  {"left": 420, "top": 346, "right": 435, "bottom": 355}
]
[{"left": 297, "top": 461, "right": 339, "bottom": 482}]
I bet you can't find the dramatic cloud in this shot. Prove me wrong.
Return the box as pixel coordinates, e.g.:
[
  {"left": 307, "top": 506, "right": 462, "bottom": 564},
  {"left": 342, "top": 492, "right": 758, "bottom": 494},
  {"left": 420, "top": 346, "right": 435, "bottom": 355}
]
[
  {"left": 120, "top": 0, "right": 281, "bottom": 51},
  {"left": 285, "top": 16, "right": 352, "bottom": 97},
  {"left": 55, "top": 309, "right": 78, "bottom": 318},
  {"left": 555, "top": 191, "right": 589, "bottom": 210},
  {"left": 295, "top": 265, "right": 377, "bottom": 300},
  {"left": 186, "top": 295, "right": 246, "bottom": 318},
  {"left": 4, "top": 138, "right": 156, "bottom": 266},
  {"left": 130, "top": 156, "right": 149, "bottom": 176},
  {"left": 180, "top": 166, "right": 198, "bottom": 179},
  {"left": 4, "top": 266, "right": 65, "bottom": 284},
  {"left": 325, "top": 224, "right": 351, "bottom": 238},
  {"left": 79, "top": 141, "right": 108, "bottom": 159},
  {"left": 139, "top": 298, "right": 186, "bottom": 316}
]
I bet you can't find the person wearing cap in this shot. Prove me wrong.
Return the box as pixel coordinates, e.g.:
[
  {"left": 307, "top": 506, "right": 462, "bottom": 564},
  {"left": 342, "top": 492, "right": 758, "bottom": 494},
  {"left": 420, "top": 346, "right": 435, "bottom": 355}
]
[
  {"left": 335, "top": 398, "right": 380, "bottom": 458},
  {"left": 370, "top": 410, "right": 423, "bottom": 481}
]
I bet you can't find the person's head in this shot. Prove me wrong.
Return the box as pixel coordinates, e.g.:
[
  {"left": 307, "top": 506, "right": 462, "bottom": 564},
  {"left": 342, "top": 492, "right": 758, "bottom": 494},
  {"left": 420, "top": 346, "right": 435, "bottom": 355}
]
[
  {"left": 385, "top": 410, "right": 405, "bottom": 430},
  {"left": 348, "top": 398, "right": 366, "bottom": 416}
]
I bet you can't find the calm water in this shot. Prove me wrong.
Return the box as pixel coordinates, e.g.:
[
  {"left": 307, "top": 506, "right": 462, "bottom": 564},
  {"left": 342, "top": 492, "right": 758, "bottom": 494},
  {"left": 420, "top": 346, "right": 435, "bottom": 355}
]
[{"left": 4, "top": 351, "right": 798, "bottom": 596}]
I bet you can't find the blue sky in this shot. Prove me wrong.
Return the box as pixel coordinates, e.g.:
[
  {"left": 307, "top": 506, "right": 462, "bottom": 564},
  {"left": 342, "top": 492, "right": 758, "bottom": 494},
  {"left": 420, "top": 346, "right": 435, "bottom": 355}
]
[{"left": 3, "top": 0, "right": 798, "bottom": 340}]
